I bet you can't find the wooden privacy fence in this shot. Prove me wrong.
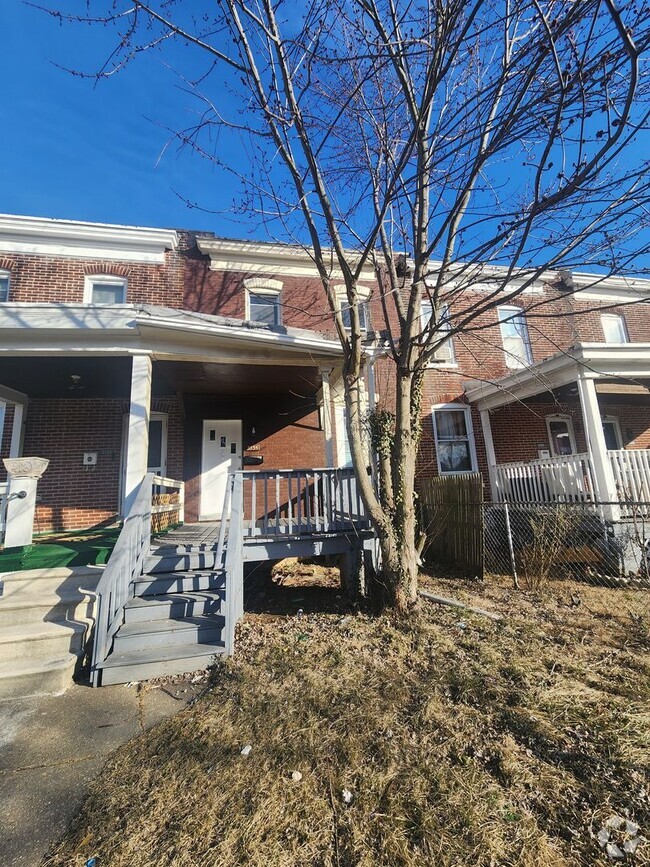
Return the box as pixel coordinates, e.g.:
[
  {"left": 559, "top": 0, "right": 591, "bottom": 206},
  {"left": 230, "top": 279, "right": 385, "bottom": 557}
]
[{"left": 418, "top": 473, "right": 484, "bottom": 579}]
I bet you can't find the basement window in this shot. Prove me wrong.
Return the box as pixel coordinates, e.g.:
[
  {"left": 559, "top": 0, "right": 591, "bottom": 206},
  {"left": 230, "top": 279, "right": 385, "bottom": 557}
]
[{"left": 84, "top": 275, "right": 127, "bottom": 305}]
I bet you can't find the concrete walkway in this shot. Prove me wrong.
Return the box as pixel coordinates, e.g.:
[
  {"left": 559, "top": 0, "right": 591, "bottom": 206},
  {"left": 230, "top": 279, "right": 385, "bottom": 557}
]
[{"left": 0, "top": 682, "right": 188, "bottom": 867}]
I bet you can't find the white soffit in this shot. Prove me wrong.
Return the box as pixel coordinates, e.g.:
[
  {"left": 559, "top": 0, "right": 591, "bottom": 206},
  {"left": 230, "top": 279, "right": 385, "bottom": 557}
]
[{"left": 0, "top": 214, "right": 179, "bottom": 263}]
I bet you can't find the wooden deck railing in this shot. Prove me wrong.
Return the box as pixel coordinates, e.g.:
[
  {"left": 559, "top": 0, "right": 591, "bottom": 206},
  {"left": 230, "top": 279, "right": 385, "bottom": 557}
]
[
  {"left": 240, "top": 468, "right": 370, "bottom": 537},
  {"left": 90, "top": 473, "right": 185, "bottom": 685}
]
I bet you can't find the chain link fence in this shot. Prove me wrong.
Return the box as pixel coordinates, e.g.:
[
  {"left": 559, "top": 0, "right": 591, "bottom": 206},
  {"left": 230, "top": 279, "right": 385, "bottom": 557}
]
[
  {"left": 483, "top": 501, "right": 650, "bottom": 590},
  {"left": 418, "top": 475, "right": 650, "bottom": 591}
]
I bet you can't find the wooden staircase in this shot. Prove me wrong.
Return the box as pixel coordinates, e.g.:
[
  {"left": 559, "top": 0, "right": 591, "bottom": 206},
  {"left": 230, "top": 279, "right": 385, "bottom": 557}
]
[{"left": 95, "top": 543, "right": 229, "bottom": 685}]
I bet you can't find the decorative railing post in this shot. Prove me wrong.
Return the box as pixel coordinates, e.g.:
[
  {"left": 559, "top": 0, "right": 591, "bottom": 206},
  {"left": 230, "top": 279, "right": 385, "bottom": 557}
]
[{"left": 2, "top": 457, "right": 49, "bottom": 548}]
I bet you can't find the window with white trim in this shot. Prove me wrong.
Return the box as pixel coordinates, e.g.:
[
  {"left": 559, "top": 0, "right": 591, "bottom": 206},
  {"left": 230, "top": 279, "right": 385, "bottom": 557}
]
[
  {"left": 335, "top": 285, "right": 370, "bottom": 332},
  {"left": 421, "top": 301, "right": 455, "bottom": 363},
  {"left": 600, "top": 313, "right": 628, "bottom": 344},
  {"left": 432, "top": 404, "right": 477, "bottom": 474},
  {"left": 0, "top": 270, "right": 10, "bottom": 302},
  {"left": 245, "top": 279, "right": 282, "bottom": 326},
  {"left": 84, "top": 274, "right": 127, "bottom": 305},
  {"left": 602, "top": 416, "right": 623, "bottom": 450},
  {"left": 497, "top": 305, "right": 532, "bottom": 368},
  {"left": 546, "top": 414, "right": 576, "bottom": 457}
]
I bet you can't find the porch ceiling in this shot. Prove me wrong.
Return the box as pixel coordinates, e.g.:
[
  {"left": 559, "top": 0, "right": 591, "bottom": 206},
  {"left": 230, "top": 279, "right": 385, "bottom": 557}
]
[
  {"left": 153, "top": 361, "right": 322, "bottom": 396},
  {"left": 0, "top": 356, "right": 136, "bottom": 399}
]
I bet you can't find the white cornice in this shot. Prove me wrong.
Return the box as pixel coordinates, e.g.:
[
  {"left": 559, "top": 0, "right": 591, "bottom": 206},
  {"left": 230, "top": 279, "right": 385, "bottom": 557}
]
[
  {"left": 464, "top": 343, "right": 650, "bottom": 410},
  {"left": 196, "top": 236, "right": 377, "bottom": 281},
  {"left": 0, "top": 214, "right": 178, "bottom": 264}
]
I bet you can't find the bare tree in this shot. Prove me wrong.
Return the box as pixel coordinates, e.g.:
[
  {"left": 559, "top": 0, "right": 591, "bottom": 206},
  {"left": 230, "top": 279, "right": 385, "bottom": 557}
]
[{"left": 40, "top": 0, "right": 650, "bottom": 609}]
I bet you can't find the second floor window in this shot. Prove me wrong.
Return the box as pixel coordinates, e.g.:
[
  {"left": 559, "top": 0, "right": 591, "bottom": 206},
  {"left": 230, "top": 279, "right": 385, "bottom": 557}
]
[
  {"left": 84, "top": 275, "right": 127, "bottom": 304},
  {"left": 498, "top": 306, "right": 532, "bottom": 369},
  {"left": 601, "top": 313, "right": 628, "bottom": 344},
  {"left": 421, "top": 301, "right": 455, "bottom": 363},
  {"left": 0, "top": 271, "right": 9, "bottom": 302},
  {"left": 248, "top": 290, "right": 281, "bottom": 325}
]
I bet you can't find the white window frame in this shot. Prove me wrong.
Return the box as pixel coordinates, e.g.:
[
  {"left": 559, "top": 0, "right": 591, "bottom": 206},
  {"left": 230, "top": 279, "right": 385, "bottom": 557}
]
[
  {"left": 0, "top": 269, "right": 10, "bottom": 303},
  {"left": 497, "top": 305, "right": 533, "bottom": 369},
  {"left": 602, "top": 416, "right": 623, "bottom": 450},
  {"left": 84, "top": 274, "right": 127, "bottom": 305},
  {"left": 334, "top": 285, "right": 371, "bottom": 333},
  {"left": 244, "top": 278, "right": 283, "bottom": 326},
  {"left": 545, "top": 414, "right": 577, "bottom": 457},
  {"left": 431, "top": 403, "right": 478, "bottom": 475},
  {"left": 600, "top": 313, "right": 629, "bottom": 344},
  {"left": 420, "top": 301, "right": 456, "bottom": 365}
]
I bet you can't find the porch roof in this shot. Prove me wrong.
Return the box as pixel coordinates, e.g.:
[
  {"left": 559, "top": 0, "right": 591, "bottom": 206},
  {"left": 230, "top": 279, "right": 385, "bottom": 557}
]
[
  {"left": 0, "top": 303, "right": 346, "bottom": 365},
  {"left": 464, "top": 343, "right": 650, "bottom": 411}
]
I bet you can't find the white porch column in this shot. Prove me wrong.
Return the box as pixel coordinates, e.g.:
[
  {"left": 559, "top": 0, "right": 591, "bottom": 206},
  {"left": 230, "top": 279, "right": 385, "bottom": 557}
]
[
  {"left": 123, "top": 354, "right": 152, "bottom": 515},
  {"left": 479, "top": 408, "right": 499, "bottom": 501},
  {"left": 0, "top": 401, "right": 5, "bottom": 452},
  {"left": 320, "top": 367, "right": 334, "bottom": 468},
  {"left": 9, "top": 402, "right": 25, "bottom": 458},
  {"left": 576, "top": 372, "right": 618, "bottom": 516}
]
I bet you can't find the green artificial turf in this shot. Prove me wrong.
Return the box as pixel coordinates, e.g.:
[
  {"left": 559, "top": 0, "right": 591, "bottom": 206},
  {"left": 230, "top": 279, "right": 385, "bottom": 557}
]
[{"left": 0, "top": 528, "right": 120, "bottom": 572}]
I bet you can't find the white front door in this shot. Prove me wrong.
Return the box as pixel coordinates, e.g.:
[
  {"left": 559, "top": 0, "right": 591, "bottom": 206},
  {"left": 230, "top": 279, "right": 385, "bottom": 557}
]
[{"left": 200, "top": 419, "right": 242, "bottom": 520}]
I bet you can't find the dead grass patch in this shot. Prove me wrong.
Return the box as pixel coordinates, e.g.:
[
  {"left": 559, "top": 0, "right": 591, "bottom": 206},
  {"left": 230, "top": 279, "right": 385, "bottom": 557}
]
[{"left": 44, "top": 570, "right": 649, "bottom": 867}]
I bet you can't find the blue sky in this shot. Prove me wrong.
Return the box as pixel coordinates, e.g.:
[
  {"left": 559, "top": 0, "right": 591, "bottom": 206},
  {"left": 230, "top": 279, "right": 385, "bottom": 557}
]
[{"left": 0, "top": 2, "right": 245, "bottom": 233}]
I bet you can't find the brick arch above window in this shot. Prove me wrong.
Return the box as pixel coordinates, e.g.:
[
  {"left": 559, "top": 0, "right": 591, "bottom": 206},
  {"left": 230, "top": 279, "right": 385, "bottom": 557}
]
[
  {"left": 82, "top": 263, "right": 131, "bottom": 278},
  {"left": 0, "top": 257, "right": 16, "bottom": 272}
]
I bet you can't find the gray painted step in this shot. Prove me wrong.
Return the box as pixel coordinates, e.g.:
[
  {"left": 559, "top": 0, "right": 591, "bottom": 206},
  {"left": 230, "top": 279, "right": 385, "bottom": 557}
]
[
  {"left": 99, "top": 641, "right": 227, "bottom": 686},
  {"left": 133, "top": 570, "right": 226, "bottom": 597},
  {"left": 124, "top": 591, "right": 225, "bottom": 624},
  {"left": 144, "top": 550, "right": 221, "bottom": 574},
  {"left": 112, "top": 615, "right": 225, "bottom": 654}
]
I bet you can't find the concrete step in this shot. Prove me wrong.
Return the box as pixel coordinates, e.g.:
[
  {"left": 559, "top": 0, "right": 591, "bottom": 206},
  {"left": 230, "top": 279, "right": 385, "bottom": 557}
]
[
  {"left": 124, "top": 591, "right": 225, "bottom": 624},
  {"left": 133, "top": 570, "right": 226, "bottom": 597},
  {"left": 0, "top": 655, "right": 78, "bottom": 700},
  {"left": 0, "top": 566, "right": 102, "bottom": 600},
  {"left": 0, "top": 620, "right": 87, "bottom": 664},
  {"left": 144, "top": 550, "right": 221, "bottom": 574},
  {"left": 98, "top": 641, "right": 227, "bottom": 686},
  {"left": 112, "top": 614, "right": 225, "bottom": 654},
  {"left": 0, "top": 591, "right": 96, "bottom": 628}
]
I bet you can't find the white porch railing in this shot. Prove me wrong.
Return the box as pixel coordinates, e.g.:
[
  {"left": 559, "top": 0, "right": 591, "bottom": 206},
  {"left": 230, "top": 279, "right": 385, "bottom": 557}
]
[
  {"left": 494, "top": 453, "right": 595, "bottom": 504},
  {"left": 91, "top": 473, "right": 185, "bottom": 686},
  {"left": 0, "top": 481, "right": 8, "bottom": 545},
  {"left": 608, "top": 449, "right": 650, "bottom": 504}
]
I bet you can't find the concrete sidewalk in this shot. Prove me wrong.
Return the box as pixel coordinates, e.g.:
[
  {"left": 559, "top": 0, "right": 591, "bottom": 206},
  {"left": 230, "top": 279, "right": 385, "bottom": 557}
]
[{"left": 0, "top": 681, "right": 188, "bottom": 867}]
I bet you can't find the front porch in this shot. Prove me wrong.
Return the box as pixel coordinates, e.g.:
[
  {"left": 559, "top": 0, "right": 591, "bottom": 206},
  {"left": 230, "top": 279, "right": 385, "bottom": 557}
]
[{"left": 465, "top": 343, "right": 650, "bottom": 515}]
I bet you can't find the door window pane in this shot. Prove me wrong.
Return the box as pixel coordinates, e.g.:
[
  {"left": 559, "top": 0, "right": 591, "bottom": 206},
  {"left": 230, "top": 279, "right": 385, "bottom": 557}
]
[
  {"left": 498, "top": 307, "right": 532, "bottom": 368},
  {"left": 602, "top": 420, "right": 621, "bottom": 450},
  {"left": 147, "top": 420, "right": 163, "bottom": 471},
  {"left": 548, "top": 419, "right": 574, "bottom": 456},
  {"left": 249, "top": 292, "right": 281, "bottom": 325}
]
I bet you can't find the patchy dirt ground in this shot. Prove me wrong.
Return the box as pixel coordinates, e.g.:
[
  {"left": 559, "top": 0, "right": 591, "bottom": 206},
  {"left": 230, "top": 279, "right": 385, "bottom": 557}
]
[{"left": 44, "top": 563, "right": 649, "bottom": 867}]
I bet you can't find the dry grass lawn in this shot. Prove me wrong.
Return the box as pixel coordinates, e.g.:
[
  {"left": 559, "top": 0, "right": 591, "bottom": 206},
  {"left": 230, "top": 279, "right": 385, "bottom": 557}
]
[{"left": 44, "top": 565, "right": 649, "bottom": 867}]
